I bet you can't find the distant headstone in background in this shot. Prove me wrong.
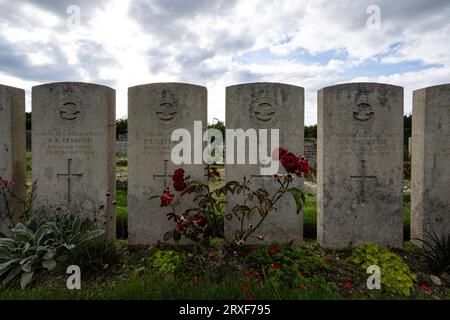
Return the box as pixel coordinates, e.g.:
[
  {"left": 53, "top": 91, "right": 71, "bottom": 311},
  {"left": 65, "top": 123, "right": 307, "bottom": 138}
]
[
  {"left": 116, "top": 133, "right": 128, "bottom": 154},
  {"left": 304, "top": 138, "right": 317, "bottom": 169},
  {"left": 412, "top": 84, "right": 450, "bottom": 242},
  {"left": 128, "top": 83, "right": 207, "bottom": 245},
  {"left": 0, "top": 85, "right": 26, "bottom": 235},
  {"left": 317, "top": 83, "right": 404, "bottom": 249},
  {"left": 225, "top": 82, "right": 305, "bottom": 244},
  {"left": 32, "top": 82, "right": 116, "bottom": 239}
]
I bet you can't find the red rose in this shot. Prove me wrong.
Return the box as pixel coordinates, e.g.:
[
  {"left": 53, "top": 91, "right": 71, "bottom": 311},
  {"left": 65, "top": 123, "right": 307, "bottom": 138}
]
[
  {"left": 173, "top": 180, "right": 187, "bottom": 191},
  {"left": 419, "top": 284, "right": 431, "bottom": 293},
  {"left": 177, "top": 221, "right": 186, "bottom": 232},
  {"left": 272, "top": 147, "right": 287, "bottom": 160},
  {"left": 193, "top": 215, "right": 206, "bottom": 226},
  {"left": 296, "top": 159, "right": 310, "bottom": 176},
  {"left": 271, "top": 263, "right": 281, "bottom": 270},
  {"left": 172, "top": 168, "right": 187, "bottom": 191},
  {"left": 267, "top": 246, "right": 281, "bottom": 255},
  {"left": 173, "top": 168, "right": 185, "bottom": 179},
  {"left": 249, "top": 248, "right": 257, "bottom": 254},
  {"left": 242, "top": 283, "right": 249, "bottom": 294},
  {"left": 280, "top": 152, "right": 300, "bottom": 173},
  {"left": 160, "top": 188, "right": 174, "bottom": 207},
  {"left": 339, "top": 282, "right": 353, "bottom": 289}
]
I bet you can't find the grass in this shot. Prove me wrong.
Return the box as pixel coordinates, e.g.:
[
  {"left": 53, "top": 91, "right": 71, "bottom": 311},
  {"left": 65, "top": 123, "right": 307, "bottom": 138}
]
[
  {"left": 0, "top": 273, "right": 342, "bottom": 300},
  {"left": 1, "top": 240, "right": 448, "bottom": 300}
]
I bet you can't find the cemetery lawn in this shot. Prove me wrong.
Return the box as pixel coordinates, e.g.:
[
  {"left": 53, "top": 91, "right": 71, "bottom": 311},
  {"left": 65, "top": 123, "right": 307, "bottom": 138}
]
[{"left": 0, "top": 240, "right": 449, "bottom": 300}]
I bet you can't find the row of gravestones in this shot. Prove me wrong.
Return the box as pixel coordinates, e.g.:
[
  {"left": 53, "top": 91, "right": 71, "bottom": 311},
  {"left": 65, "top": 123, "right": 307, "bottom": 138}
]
[{"left": 0, "top": 82, "right": 449, "bottom": 248}]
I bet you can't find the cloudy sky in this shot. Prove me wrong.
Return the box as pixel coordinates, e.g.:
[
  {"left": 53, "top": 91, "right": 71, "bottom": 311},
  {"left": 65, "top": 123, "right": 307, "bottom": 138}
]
[{"left": 0, "top": 0, "right": 449, "bottom": 125}]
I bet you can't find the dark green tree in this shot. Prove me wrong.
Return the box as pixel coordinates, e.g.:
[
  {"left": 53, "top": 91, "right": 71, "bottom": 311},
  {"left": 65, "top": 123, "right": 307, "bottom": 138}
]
[
  {"left": 304, "top": 125, "right": 317, "bottom": 139},
  {"left": 26, "top": 112, "right": 31, "bottom": 130},
  {"left": 116, "top": 117, "right": 128, "bottom": 138}
]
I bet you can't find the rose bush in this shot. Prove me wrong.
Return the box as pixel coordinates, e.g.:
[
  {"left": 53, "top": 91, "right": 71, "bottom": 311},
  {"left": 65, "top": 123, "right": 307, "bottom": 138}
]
[{"left": 151, "top": 148, "right": 310, "bottom": 245}]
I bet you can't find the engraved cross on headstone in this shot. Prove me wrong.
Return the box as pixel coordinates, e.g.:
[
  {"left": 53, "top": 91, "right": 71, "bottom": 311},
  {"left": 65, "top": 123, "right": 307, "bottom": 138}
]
[
  {"left": 350, "top": 160, "right": 377, "bottom": 204},
  {"left": 57, "top": 158, "right": 83, "bottom": 204},
  {"left": 153, "top": 160, "right": 173, "bottom": 188}
]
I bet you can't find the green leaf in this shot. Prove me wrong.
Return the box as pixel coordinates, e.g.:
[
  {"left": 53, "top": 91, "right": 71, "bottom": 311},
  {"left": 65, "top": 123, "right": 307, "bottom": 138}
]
[
  {"left": 148, "top": 195, "right": 160, "bottom": 201},
  {"left": 0, "top": 238, "right": 16, "bottom": 247},
  {"left": 85, "top": 229, "right": 105, "bottom": 241},
  {"left": 0, "top": 259, "right": 20, "bottom": 272},
  {"left": 163, "top": 231, "right": 174, "bottom": 241},
  {"left": 20, "top": 271, "right": 34, "bottom": 289},
  {"left": 34, "top": 225, "right": 51, "bottom": 246},
  {"left": 3, "top": 265, "right": 22, "bottom": 284},
  {"left": 287, "top": 187, "right": 305, "bottom": 214},
  {"left": 43, "top": 249, "right": 57, "bottom": 260},
  {"left": 42, "top": 259, "right": 57, "bottom": 271},
  {"left": 173, "top": 230, "right": 181, "bottom": 241},
  {"left": 71, "top": 216, "right": 83, "bottom": 234},
  {"left": 247, "top": 207, "right": 259, "bottom": 221}
]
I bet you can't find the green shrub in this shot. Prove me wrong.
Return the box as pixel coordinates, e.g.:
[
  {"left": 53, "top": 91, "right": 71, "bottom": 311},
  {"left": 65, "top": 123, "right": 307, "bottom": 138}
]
[
  {"left": 415, "top": 231, "right": 450, "bottom": 274},
  {"left": 150, "top": 250, "right": 185, "bottom": 276},
  {"left": 117, "top": 159, "right": 128, "bottom": 167},
  {"left": 0, "top": 213, "right": 104, "bottom": 288},
  {"left": 60, "top": 240, "right": 122, "bottom": 276},
  {"left": 244, "top": 245, "right": 334, "bottom": 292},
  {"left": 349, "top": 243, "right": 416, "bottom": 296}
]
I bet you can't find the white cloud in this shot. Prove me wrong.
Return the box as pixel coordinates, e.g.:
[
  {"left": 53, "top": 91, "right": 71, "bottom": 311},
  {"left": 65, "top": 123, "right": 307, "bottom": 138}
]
[{"left": 0, "top": 0, "right": 449, "bottom": 125}]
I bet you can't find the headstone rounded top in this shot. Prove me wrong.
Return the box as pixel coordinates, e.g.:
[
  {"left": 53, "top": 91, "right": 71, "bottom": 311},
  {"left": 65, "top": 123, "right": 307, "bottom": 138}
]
[
  {"left": 226, "top": 82, "right": 304, "bottom": 129},
  {"left": 414, "top": 83, "right": 450, "bottom": 92},
  {"left": 319, "top": 82, "right": 403, "bottom": 93},
  {"left": 32, "top": 82, "right": 115, "bottom": 92},
  {"left": 128, "top": 82, "right": 206, "bottom": 130},
  {"left": 32, "top": 82, "right": 115, "bottom": 128},
  {"left": 0, "top": 84, "right": 25, "bottom": 91},
  {"left": 226, "top": 82, "right": 304, "bottom": 90},
  {"left": 128, "top": 82, "right": 206, "bottom": 91}
]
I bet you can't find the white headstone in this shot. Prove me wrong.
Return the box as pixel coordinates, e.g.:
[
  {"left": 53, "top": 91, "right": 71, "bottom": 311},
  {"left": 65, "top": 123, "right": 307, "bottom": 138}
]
[
  {"left": 32, "top": 82, "right": 116, "bottom": 238},
  {"left": 317, "top": 83, "right": 404, "bottom": 248},
  {"left": 412, "top": 84, "right": 450, "bottom": 242},
  {"left": 224, "top": 83, "right": 305, "bottom": 244},
  {"left": 128, "top": 83, "right": 207, "bottom": 245},
  {"left": 0, "top": 85, "right": 26, "bottom": 235}
]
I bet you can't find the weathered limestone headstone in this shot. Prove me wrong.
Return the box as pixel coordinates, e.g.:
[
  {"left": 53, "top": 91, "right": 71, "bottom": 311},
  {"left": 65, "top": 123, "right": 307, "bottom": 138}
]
[
  {"left": 128, "top": 83, "right": 207, "bottom": 245},
  {"left": 225, "top": 83, "right": 304, "bottom": 244},
  {"left": 317, "top": 83, "right": 404, "bottom": 249},
  {"left": 32, "top": 82, "right": 116, "bottom": 238},
  {"left": 412, "top": 84, "right": 450, "bottom": 242},
  {"left": 0, "top": 85, "right": 26, "bottom": 235}
]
